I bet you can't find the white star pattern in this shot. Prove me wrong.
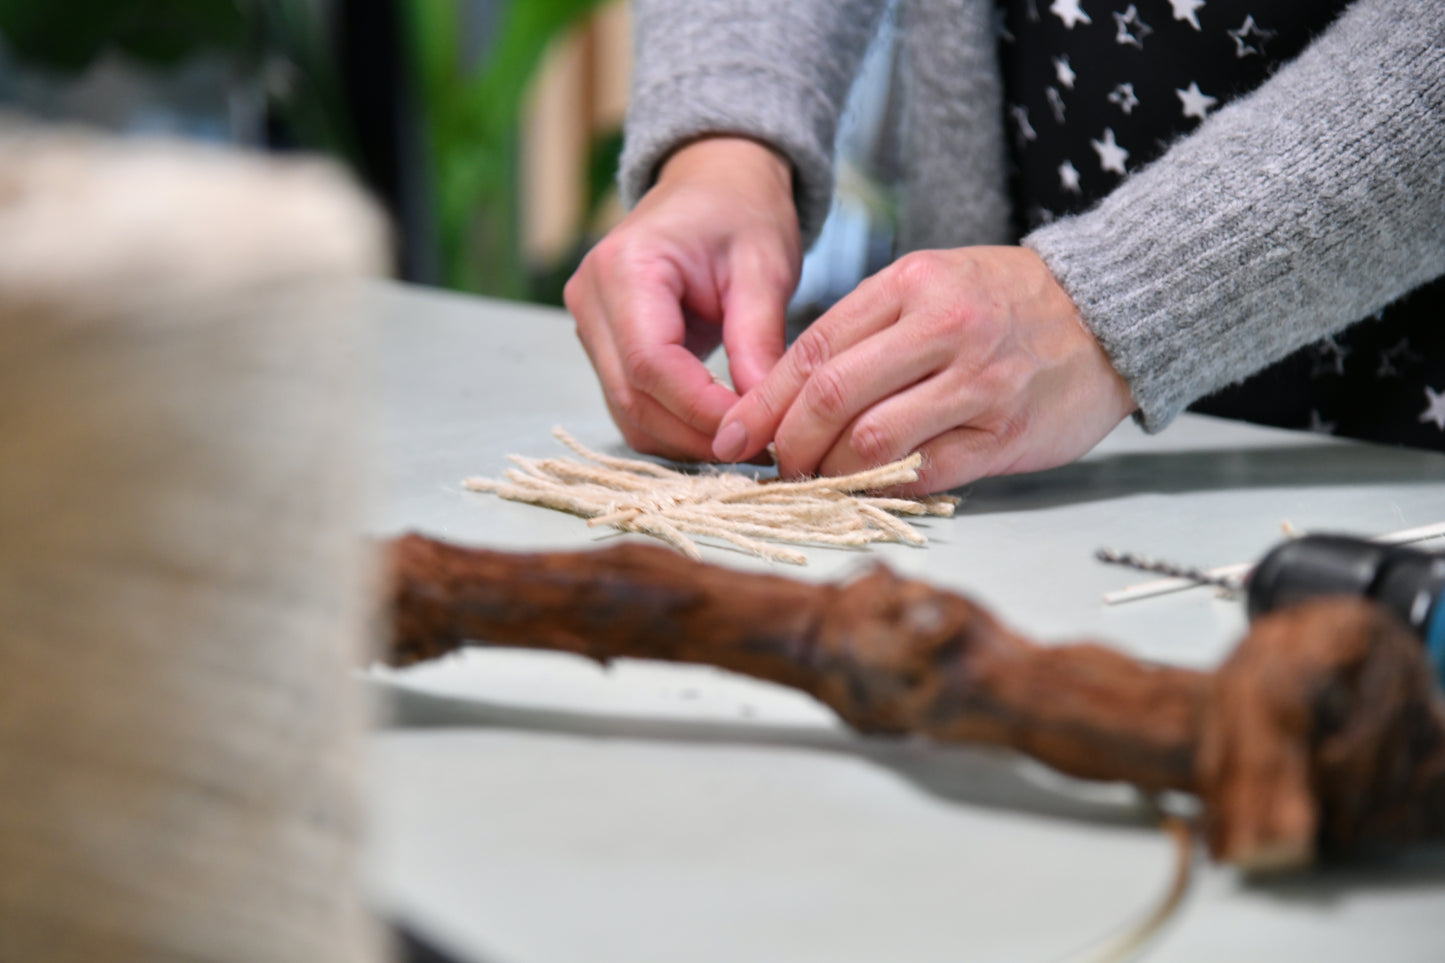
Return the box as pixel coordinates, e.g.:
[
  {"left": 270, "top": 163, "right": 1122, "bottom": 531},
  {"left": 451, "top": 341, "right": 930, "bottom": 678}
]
[
  {"left": 1168, "top": 0, "right": 1205, "bottom": 31},
  {"left": 1310, "top": 335, "right": 1351, "bottom": 377},
  {"left": 1107, "top": 83, "right": 1140, "bottom": 115},
  {"left": 1053, "top": 55, "right": 1076, "bottom": 90},
  {"left": 1059, "top": 159, "right": 1082, "bottom": 193},
  {"left": 1091, "top": 127, "right": 1129, "bottom": 175},
  {"left": 1009, "top": 104, "right": 1037, "bottom": 144},
  {"left": 1176, "top": 81, "right": 1218, "bottom": 120},
  {"left": 1050, "top": 0, "right": 1091, "bottom": 29},
  {"left": 1000, "top": 0, "right": 1442, "bottom": 452},
  {"left": 1113, "top": 5, "right": 1154, "bottom": 49},
  {"left": 1307, "top": 409, "right": 1337, "bottom": 435},
  {"left": 1377, "top": 338, "right": 1424, "bottom": 378},
  {"left": 1421, "top": 386, "right": 1445, "bottom": 431},
  {"left": 995, "top": 7, "right": 1016, "bottom": 43},
  {"left": 1227, "top": 15, "right": 1275, "bottom": 58},
  {"left": 1047, "top": 86, "right": 1067, "bottom": 124}
]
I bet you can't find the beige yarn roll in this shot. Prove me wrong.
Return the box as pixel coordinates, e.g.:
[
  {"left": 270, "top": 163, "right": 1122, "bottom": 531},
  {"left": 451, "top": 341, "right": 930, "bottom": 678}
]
[{"left": 0, "top": 131, "right": 388, "bottom": 962}]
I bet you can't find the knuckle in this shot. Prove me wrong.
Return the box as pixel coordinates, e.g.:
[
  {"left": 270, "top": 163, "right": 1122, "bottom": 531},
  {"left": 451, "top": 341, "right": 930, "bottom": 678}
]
[
  {"left": 589, "top": 232, "right": 653, "bottom": 286},
  {"left": 772, "top": 434, "right": 805, "bottom": 475},
  {"left": 892, "top": 250, "right": 944, "bottom": 290},
  {"left": 801, "top": 365, "right": 851, "bottom": 421},
  {"left": 575, "top": 240, "right": 615, "bottom": 281},
  {"left": 744, "top": 385, "right": 785, "bottom": 430},
  {"left": 619, "top": 344, "right": 663, "bottom": 392},
  {"left": 850, "top": 419, "right": 897, "bottom": 467},
  {"left": 756, "top": 265, "right": 795, "bottom": 300},
  {"left": 791, "top": 328, "right": 833, "bottom": 376},
  {"left": 613, "top": 386, "right": 646, "bottom": 424},
  {"left": 989, "top": 410, "right": 1030, "bottom": 450},
  {"left": 742, "top": 241, "right": 800, "bottom": 293},
  {"left": 984, "top": 355, "right": 1030, "bottom": 396},
  {"left": 675, "top": 391, "right": 715, "bottom": 432},
  {"left": 911, "top": 308, "right": 963, "bottom": 346},
  {"left": 589, "top": 232, "right": 626, "bottom": 268},
  {"left": 906, "top": 463, "right": 939, "bottom": 496},
  {"left": 607, "top": 231, "right": 667, "bottom": 279}
]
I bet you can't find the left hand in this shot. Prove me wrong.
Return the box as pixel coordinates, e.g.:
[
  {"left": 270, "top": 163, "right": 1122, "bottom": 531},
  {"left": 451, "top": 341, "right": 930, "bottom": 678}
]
[{"left": 710, "top": 246, "right": 1137, "bottom": 494}]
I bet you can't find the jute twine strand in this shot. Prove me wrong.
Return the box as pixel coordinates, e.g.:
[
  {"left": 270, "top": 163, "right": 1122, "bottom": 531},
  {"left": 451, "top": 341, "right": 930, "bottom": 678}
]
[
  {"left": 0, "top": 133, "right": 386, "bottom": 963},
  {"left": 465, "top": 428, "right": 958, "bottom": 564}
]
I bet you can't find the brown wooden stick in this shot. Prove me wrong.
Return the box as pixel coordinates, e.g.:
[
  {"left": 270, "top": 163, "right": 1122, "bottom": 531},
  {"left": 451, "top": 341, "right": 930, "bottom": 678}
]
[
  {"left": 384, "top": 533, "right": 1445, "bottom": 870},
  {"left": 388, "top": 533, "right": 1206, "bottom": 791}
]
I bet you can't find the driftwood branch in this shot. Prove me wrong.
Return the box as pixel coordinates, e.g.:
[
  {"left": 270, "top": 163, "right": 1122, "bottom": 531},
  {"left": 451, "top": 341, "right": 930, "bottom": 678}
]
[{"left": 384, "top": 533, "right": 1445, "bottom": 871}]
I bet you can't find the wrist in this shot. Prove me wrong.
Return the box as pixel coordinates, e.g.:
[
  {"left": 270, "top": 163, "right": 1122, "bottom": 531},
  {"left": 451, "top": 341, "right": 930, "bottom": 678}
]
[{"left": 657, "top": 136, "right": 793, "bottom": 198}]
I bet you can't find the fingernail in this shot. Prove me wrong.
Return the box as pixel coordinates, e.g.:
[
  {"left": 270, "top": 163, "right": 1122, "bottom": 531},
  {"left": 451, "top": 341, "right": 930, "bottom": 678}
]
[{"left": 713, "top": 421, "right": 748, "bottom": 462}]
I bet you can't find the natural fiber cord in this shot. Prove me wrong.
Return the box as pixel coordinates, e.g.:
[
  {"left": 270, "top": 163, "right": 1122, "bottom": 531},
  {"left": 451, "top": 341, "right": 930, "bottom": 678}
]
[
  {"left": 466, "top": 428, "right": 958, "bottom": 564},
  {"left": 0, "top": 131, "right": 387, "bottom": 963}
]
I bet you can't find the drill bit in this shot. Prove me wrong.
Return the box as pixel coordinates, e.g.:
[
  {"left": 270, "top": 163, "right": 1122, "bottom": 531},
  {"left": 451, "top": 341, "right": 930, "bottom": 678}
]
[{"left": 1095, "top": 548, "right": 1249, "bottom": 594}]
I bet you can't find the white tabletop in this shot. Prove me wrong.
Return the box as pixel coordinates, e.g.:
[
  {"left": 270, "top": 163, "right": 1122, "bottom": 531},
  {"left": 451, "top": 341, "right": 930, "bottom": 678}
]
[{"left": 362, "top": 282, "right": 1445, "bottom": 963}]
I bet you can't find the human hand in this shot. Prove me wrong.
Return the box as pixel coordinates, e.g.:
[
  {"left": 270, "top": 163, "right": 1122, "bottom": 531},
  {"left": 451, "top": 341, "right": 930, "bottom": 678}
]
[
  {"left": 711, "top": 246, "right": 1137, "bottom": 494},
  {"left": 564, "top": 137, "right": 802, "bottom": 460}
]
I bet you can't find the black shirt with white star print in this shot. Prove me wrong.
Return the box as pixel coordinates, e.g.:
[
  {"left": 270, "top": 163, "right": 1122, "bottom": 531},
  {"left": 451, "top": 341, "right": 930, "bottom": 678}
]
[{"left": 997, "top": 0, "right": 1445, "bottom": 451}]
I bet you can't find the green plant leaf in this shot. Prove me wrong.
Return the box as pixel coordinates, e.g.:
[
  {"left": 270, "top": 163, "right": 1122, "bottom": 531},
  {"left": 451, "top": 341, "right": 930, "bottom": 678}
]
[
  {"left": 405, "top": 0, "right": 612, "bottom": 295},
  {"left": 466, "top": 0, "right": 608, "bottom": 141},
  {"left": 586, "top": 126, "right": 623, "bottom": 221}
]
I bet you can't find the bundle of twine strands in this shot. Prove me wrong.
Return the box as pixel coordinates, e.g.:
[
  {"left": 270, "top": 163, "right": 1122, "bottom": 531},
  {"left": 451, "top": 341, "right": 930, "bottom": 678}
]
[
  {"left": 465, "top": 428, "right": 959, "bottom": 564},
  {"left": 0, "top": 129, "right": 388, "bottom": 963}
]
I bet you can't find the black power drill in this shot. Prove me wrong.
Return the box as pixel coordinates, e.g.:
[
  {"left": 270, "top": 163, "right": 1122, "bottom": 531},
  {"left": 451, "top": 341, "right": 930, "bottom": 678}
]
[{"left": 1099, "top": 534, "right": 1445, "bottom": 684}]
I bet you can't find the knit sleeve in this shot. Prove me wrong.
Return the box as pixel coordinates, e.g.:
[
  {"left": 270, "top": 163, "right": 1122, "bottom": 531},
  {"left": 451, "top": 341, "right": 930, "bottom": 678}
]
[
  {"left": 1023, "top": 0, "right": 1445, "bottom": 432},
  {"left": 619, "top": 0, "right": 889, "bottom": 245}
]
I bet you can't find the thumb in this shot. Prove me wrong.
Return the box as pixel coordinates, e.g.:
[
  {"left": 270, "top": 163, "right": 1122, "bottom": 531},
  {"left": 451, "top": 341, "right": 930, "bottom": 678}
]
[{"left": 721, "top": 253, "right": 791, "bottom": 395}]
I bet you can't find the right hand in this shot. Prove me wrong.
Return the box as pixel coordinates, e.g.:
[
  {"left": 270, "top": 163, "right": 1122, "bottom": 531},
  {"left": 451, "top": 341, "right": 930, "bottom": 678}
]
[{"left": 564, "top": 137, "right": 802, "bottom": 460}]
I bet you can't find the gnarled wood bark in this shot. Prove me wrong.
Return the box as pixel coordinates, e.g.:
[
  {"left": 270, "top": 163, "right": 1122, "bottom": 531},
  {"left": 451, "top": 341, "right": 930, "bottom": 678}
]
[{"left": 385, "top": 533, "right": 1445, "bottom": 871}]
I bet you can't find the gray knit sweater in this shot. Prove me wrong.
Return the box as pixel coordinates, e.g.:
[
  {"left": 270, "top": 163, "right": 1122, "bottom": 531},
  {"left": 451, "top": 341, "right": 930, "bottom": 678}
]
[{"left": 619, "top": 0, "right": 1445, "bottom": 432}]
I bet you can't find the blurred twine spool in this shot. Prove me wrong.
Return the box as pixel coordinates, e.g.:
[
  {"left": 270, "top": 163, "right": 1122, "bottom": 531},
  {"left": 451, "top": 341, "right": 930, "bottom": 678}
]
[{"left": 0, "top": 131, "right": 389, "bottom": 962}]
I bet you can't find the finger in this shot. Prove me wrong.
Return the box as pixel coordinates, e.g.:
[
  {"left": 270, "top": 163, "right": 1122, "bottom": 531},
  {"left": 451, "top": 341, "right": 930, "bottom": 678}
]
[
  {"left": 895, "top": 425, "right": 1019, "bottom": 496},
  {"left": 772, "top": 322, "right": 953, "bottom": 477},
  {"left": 713, "top": 272, "right": 903, "bottom": 463},
  {"left": 583, "top": 330, "right": 723, "bottom": 460},
  {"left": 813, "top": 371, "right": 985, "bottom": 478},
  {"left": 602, "top": 391, "right": 719, "bottom": 462},
  {"left": 571, "top": 282, "right": 720, "bottom": 460},
  {"left": 720, "top": 247, "right": 791, "bottom": 395},
  {"left": 682, "top": 307, "right": 724, "bottom": 360},
  {"left": 604, "top": 272, "right": 740, "bottom": 435}
]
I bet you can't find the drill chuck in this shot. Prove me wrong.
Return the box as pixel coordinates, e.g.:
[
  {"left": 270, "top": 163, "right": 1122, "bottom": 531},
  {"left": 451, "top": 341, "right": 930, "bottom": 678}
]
[{"left": 1247, "top": 534, "right": 1445, "bottom": 677}]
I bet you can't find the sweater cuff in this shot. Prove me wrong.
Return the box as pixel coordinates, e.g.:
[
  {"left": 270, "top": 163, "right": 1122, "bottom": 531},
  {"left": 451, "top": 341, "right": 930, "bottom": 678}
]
[
  {"left": 1022, "top": 200, "right": 1247, "bottom": 434},
  {"left": 619, "top": 67, "right": 841, "bottom": 246}
]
